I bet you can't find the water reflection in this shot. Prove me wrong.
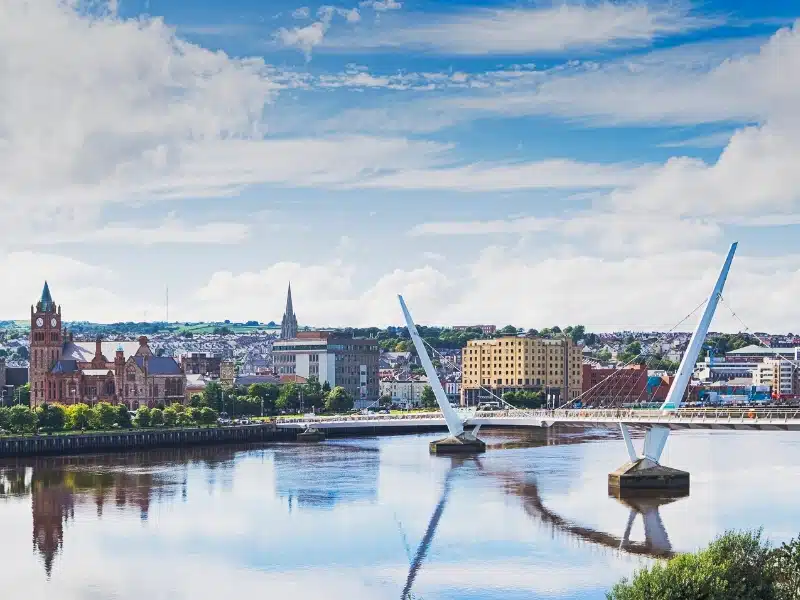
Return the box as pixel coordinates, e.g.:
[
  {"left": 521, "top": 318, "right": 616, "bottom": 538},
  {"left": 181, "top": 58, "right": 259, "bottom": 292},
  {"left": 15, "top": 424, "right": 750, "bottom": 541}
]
[
  {"left": 0, "top": 431, "right": 797, "bottom": 599},
  {"left": 273, "top": 442, "right": 380, "bottom": 511},
  {"left": 0, "top": 446, "right": 244, "bottom": 576}
]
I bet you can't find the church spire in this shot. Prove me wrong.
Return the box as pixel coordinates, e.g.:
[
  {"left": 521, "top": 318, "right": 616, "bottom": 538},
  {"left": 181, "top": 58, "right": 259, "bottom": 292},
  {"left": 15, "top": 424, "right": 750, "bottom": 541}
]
[
  {"left": 280, "top": 282, "right": 298, "bottom": 340},
  {"left": 37, "top": 281, "right": 56, "bottom": 313}
]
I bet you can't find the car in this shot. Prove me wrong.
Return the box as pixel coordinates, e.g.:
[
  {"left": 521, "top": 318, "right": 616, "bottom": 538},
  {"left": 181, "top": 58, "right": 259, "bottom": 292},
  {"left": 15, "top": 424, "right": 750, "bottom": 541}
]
[{"left": 239, "top": 418, "right": 251, "bottom": 425}]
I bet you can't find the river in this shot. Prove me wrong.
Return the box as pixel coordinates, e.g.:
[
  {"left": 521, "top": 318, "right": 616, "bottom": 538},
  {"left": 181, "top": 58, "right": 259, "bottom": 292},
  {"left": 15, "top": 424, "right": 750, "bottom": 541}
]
[{"left": 1, "top": 426, "right": 798, "bottom": 599}]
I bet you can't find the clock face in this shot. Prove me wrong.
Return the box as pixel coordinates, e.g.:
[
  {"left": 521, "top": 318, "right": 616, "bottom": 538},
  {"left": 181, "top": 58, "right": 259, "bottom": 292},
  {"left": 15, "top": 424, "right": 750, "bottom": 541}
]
[
  {"left": 50, "top": 317, "right": 57, "bottom": 328},
  {"left": 35, "top": 317, "right": 44, "bottom": 327}
]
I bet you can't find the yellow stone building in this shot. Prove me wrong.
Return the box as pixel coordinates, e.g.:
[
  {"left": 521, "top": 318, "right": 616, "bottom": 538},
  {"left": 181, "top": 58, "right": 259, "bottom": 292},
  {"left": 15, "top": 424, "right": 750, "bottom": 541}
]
[{"left": 460, "top": 337, "right": 583, "bottom": 406}]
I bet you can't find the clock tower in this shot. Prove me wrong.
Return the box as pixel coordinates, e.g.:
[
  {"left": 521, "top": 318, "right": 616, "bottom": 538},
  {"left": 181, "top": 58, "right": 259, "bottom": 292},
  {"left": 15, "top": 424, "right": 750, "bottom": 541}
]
[{"left": 30, "top": 281, "right": 63, "bottom": 406}]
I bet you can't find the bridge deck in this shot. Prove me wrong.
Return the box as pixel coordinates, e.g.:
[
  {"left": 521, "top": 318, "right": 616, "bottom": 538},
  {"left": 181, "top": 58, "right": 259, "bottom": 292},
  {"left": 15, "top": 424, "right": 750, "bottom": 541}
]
[{"left": 276, "top": 408, "right": 800, "bottom": 432}]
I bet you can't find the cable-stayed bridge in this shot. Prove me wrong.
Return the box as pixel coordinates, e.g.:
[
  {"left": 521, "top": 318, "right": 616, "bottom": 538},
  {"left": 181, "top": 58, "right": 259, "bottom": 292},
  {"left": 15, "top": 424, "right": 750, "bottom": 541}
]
[{"left": 276, "top": 406, "right": 800, "bottom": 432}]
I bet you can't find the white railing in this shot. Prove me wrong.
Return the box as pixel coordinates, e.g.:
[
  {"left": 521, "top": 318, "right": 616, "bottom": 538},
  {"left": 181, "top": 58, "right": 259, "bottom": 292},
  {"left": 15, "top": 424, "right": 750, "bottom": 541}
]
[{"left": 275, "top": 406, "right": 800, "bottom": 426}]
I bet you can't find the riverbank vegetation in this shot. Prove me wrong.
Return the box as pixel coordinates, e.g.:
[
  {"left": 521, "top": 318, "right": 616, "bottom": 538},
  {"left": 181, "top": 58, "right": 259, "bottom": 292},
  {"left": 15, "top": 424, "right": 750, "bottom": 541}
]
[
  {"left": 0, "top": 402, "right": 219, "bottom": 435},
  {"left": 609, "top": 530, "right": 800, "bottom": 599}
]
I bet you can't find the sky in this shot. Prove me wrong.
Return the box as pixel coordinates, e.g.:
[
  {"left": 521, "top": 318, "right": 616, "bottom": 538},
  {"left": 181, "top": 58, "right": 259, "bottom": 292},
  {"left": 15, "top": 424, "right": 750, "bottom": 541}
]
[{"left": 4, "top": 0, "right": 800, "bottom": 330}]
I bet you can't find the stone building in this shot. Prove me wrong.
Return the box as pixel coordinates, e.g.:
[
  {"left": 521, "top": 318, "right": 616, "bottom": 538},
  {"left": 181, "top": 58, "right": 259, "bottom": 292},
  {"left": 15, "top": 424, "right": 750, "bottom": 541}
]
[
  {"left": 181, "top": 352, "right": 222, "bottom": 376},
  {"left": 29, "top": 282, "right": 185, "bottom": 408}
]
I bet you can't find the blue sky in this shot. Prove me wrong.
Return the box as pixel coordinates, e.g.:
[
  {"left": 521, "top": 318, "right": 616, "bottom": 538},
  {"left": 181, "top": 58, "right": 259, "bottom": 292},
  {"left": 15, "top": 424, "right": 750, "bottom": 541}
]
[{"left": 3, "top": 0, "right": 800, "bottom": 330}]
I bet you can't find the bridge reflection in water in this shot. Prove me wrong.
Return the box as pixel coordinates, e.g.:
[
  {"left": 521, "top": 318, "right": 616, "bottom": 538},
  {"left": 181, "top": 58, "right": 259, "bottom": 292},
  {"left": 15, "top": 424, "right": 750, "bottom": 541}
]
[{"left": 400, "top": 430, "right": 685, "bottom": 599}]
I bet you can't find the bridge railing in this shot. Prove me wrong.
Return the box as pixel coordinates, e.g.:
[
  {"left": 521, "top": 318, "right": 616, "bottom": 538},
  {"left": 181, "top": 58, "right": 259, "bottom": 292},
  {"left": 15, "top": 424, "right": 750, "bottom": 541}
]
[
  {"left": 472, "top": 407, "right": 800, "bottom": 422},
  {"left": 275, "top": 406, "right": 800, "bottom": 426}
]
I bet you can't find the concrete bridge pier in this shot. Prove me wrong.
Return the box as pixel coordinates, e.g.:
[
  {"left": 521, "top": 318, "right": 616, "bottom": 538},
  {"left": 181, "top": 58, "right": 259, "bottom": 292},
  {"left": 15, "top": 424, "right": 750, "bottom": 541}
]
[{"left": 608, "top": 424, "right": 689, "bottom": 496}]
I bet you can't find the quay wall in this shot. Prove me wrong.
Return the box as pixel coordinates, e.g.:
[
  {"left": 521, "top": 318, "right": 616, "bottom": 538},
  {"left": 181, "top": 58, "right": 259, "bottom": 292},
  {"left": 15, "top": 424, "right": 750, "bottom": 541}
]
[{"left": 0, "top": 425, "right": 296, "bottom": 458}]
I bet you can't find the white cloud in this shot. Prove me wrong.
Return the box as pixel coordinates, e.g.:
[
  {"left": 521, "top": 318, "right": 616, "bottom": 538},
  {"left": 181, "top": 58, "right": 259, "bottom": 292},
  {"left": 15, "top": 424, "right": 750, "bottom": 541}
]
[
  {"left": 339, "top": 7, "right": 361, "bottom": 23},
  {"left": 360, "top": 0, "right": 402, "bottom": 12},
  {"left": 610, "top": 120, "right": 800, "bottom": 218},
  {"left": 277, "top": 5, "right": 361, "bottom": 58},
  {"left": 453, "top": 24, "right": 800, "bottom": 126},
  {"left": 347, "top": 159, "right": 652, "bottom": 192},
  {"left": 0, "top": 252, "right": 165, "bottom": 323},
  {"left": 0, "top": 0, "right": 277, "bottom": 224},
  {"left": 183, "top": 245, "right": 800, "bottom": 332},
  {"left": 292, "top": 6, "right": 310, "bottom": 19},
  {"left": 410, "top": 213, "right": 722, "bottom": 255},
  {"left": 30, "top": 217, "right": 251, "bottom": 246},
  {"left": 277, "top": 20, "right": 329, "bottom": 59},
  {"left": 337, "top": 2, "right": 712, "bottom": 54}
]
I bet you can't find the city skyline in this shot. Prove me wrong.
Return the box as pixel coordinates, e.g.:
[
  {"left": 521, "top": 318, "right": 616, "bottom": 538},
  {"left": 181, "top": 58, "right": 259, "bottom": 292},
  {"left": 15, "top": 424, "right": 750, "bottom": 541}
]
[{"left": 3, "top": 1, "right": 800, "bottom": 331}]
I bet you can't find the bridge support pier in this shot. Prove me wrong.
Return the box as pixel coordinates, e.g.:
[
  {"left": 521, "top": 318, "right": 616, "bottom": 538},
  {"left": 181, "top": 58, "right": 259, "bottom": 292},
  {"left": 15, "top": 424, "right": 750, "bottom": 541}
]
[
  {"left": 430, "top": 430, "right": 486, "bottom": 455},
  {"left": 609, "top": 425, "right": 689, "bottom": 496}
]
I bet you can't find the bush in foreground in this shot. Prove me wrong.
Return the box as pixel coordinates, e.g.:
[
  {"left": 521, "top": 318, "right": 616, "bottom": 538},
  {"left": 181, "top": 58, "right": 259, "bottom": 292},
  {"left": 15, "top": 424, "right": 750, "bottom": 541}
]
[{"left": 609, "top": 530, "right": 800, "bottom": 600}]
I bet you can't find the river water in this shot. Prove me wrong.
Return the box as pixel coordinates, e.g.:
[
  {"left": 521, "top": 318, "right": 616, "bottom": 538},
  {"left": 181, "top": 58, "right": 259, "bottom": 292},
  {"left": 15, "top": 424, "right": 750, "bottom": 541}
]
[{"left": 1, "top": 427, "right": 799, "bottom": 599}]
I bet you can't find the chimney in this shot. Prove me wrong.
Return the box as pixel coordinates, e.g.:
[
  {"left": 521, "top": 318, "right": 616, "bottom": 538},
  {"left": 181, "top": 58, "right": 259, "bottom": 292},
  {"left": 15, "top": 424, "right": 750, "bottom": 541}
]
[
  {"left": 95, "top": 335, "right": 102, "bottom": 359},
  {"left": 138, "top": 336, "right": 148, "bottom": 347}
]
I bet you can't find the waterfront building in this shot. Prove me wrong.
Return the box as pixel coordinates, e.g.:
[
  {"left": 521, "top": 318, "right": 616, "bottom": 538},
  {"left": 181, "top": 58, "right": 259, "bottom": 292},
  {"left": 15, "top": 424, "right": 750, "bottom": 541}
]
[
  {"left": 460, "top": 336, "right": 583, "bottom": 405},
  {"left": 272, "top": 331, "right": 379, "bottom": 406},
  {"left": 280, "top": 283, "right": 298, "bottom": 340},
  {"left": 379, "top": 379, "right": 428, "bottom": 407},
  {"left": 581, "top": 364, "right": 648, "bottom": 407},
  {"left": 753, "top": 357, "right": 800, "bottom": 400},
  {"left": 29, "top": 282, "right": 185, "bottom": 408}
]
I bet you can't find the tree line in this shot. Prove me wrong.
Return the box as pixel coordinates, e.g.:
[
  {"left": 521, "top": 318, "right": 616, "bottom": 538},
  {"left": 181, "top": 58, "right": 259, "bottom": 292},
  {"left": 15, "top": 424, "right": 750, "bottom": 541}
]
[
  {"left": 0, "top": 402, "right": 218, "bottom": 435},
  {"left": 198, "top": 376, "right": 354, "bottom": 416}
]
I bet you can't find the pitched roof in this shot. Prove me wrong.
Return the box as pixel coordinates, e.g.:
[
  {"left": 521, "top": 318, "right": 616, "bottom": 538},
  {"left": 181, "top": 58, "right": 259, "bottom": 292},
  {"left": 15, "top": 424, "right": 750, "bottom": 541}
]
[
  {"left": 62, "top": 341, "right": 141, "bottom": 361},
  {"left": 51, "top": 360, "right": 78, "bottom": 374},
  {"left": 133, "top": 356, "right": 182, "bottom": 375}
]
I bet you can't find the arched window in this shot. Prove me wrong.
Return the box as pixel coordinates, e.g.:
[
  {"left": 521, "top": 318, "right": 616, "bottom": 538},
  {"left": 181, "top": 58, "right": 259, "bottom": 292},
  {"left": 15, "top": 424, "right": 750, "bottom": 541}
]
[{"left": 105, "top": 380, "right": 115, "bottom": 395}]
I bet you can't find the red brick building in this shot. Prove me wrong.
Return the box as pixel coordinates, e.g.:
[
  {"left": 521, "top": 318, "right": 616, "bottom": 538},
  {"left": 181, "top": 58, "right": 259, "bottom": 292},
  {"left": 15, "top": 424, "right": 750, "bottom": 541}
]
[
  {"left": 581, "top": 364, "right": 648, "bottom": 407},
  {"left": 29, "top": 282, "right": 184, "bottom": 408}
]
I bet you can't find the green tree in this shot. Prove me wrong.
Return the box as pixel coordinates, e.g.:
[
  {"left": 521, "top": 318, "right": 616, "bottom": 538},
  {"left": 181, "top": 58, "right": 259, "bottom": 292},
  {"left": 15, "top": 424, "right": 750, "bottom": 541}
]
[
  {"left": 420, "top": 385, "right": 437, "bottom": 409},
  {"left": 321, "top": 381, "right": 332, "bottom": 395},
  {"left": 150, "top": 408, "right": 164, "bottom": 426},
  {"left": 189, "top": 394, "right": 204, "bottom": 408},
  {"left": 608, "top": 530, "right": 776, "bottom": 600},
  {"left": 66, "top": 403, "right": 91, "bottom": 430},
  {"left": 203, "top": 381, "right": 223, "bottom": 413},
  {"left": 302, "top": 377, "right": 325, "bottom": 411},
  {"left": 36, "top": 403, "right": 66, "bottom": 431},
  {"left": 500, "top": 325, "right": 518, "bottom": 335},
  {"left": 163, "top": 406, "right": 178, "bottom": 427},
  {"left": 276, "top": 383, "right": 300, "bottom": 413},
  {"left": 597, "top": 349, "right": 613, "bottom": 362},
  {"left": 133, "top": 406, "right": 151, "bottom": 428},
  {"left": 177, "top": 410, "right": 195, "bottom": 427},
  {"left": 197, "top": 407, "right": 219, "bottom": 426},
  {"left": 0, "top": 406, "right": 10, "bottom": 431},
  {"left": 379, "top": 395, "right": 393, "bottom": 407},
  {"left": 116, "top": 404, "right": 132, "bottom": 429},
  {"left": 89, "top": 402, "right": 118, "bottom": 430},
  {"left": 569, "top": 325, "right": 586, "bottom": 344},
  {"left": 324, "top": 386, "right": 353, "bottom": 413},
  {"left": 770, "top": 534, "right": 800, "bottom": 598},
  {"left": 8, "top": 404, "right": 37, "bottom": 433},
  {"left": 248, "top": 383, "right": 279, "bottom": 415},
  {"left": 16, "top": 383, "right": 30, "bottom": 407}
]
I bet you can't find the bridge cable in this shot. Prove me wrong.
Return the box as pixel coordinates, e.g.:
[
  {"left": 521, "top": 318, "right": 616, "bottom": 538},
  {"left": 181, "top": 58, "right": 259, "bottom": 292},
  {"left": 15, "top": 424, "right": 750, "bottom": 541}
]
[
  {"left": 719, "top": 295, "right": 800, "bottom": 392},
  {"left": 557, "top": 297, "right": 709, "bottom": 410}
]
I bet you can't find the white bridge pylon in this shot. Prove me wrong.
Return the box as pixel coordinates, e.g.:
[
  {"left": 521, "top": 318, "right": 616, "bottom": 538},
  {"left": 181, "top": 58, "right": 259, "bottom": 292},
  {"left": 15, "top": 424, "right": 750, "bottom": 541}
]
[
  {"left": 622, "top": 241, "right": 738, "bottom": 464},
  {"left": 398, "top": 295, "right": 465, "bottom": 438}
]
